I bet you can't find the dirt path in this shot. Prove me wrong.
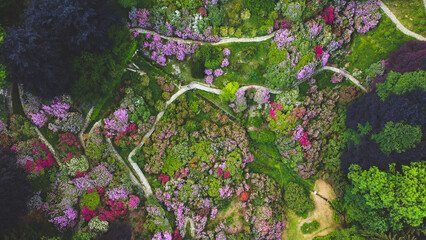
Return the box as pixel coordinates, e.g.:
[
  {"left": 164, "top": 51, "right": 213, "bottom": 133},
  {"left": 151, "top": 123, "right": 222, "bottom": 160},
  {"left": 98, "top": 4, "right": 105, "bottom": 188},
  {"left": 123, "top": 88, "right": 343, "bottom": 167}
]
[
  {"left": 380, "top": 1, "right": 426, "bottom": 41},
  {"left": 283, "top": 179, "right": 340, "bottom": 240}
]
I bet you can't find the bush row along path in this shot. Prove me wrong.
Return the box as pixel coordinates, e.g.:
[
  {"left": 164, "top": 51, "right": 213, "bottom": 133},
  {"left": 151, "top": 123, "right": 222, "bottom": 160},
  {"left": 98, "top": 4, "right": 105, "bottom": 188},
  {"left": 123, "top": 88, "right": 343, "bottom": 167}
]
[
  {"left": 130, "top": 27, "right": 276, "bottom": 45},
  {"left": 380, "top": 0, "right": 426, "bottom": 41}
]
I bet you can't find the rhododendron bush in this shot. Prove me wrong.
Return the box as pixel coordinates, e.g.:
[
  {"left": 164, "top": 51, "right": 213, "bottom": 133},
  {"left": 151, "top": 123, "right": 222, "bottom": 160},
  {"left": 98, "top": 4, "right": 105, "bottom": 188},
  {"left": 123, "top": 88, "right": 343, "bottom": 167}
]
[{"left": 20, "top": 92, "right": 83, "bottom": 134}]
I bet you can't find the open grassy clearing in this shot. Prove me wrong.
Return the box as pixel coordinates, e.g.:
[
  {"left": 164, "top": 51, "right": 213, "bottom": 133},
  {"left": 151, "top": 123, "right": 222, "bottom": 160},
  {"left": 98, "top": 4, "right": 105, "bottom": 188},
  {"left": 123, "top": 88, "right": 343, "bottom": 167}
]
[
  {"left": 344, "top": 11, "right": 415, "bottom": 72},
  {"left": 382, "top": 0, "right": 426, "bottom": 36},
  {"left": 282, "top": 180, "right": 339, "bottom": 240}
]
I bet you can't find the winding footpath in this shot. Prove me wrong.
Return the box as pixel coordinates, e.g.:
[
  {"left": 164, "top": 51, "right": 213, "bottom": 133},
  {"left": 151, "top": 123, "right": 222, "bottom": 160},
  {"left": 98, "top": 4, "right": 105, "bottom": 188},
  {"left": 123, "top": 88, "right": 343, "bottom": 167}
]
[
  {"left": 320, "top": 66, "right": 367, "bottom": 92},
  {"left": 130, "top": 27, "right": 276, "bottom": 45},
  {"left": 380, "top": 1, "right": 426, "bottom": 41},
  {"left": 17, "top": 84, "right": 63, "bottom": 167}
]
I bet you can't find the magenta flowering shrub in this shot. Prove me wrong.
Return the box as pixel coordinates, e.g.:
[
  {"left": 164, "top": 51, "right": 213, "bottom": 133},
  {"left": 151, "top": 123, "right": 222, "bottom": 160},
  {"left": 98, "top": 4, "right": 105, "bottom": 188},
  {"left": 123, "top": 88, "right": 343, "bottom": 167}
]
[{"left": 14, "top": 138, "right": 54, "bottom": 172}]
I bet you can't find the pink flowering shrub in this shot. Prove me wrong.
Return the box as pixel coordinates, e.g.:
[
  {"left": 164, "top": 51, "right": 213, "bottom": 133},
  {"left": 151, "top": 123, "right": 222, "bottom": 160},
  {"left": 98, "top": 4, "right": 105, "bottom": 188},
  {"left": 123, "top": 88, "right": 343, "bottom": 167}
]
[{"left": 269, "top": 102, "right": 283, "bottom": 120}]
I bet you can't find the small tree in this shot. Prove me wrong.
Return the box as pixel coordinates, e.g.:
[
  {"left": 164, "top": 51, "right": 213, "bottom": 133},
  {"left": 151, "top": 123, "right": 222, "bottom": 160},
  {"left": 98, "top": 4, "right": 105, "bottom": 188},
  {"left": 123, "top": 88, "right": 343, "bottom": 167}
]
[{"left": 284, "top": 182, "right": 314, "bottom": 214}]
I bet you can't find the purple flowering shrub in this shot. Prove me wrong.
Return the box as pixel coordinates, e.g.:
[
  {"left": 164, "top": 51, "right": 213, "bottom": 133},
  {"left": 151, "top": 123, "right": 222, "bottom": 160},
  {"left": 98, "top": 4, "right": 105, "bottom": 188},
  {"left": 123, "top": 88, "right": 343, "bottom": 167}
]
[
  {"left": 267, "top": 0, "right": 381, "bottom": 90},
  {"left": 229, "top": 87, "right": 271, "bottom": 113},
  {"left": 141, "top": 34, "right": 199, "bottom": 66},
  {"left": 21, "top": 92, "right": 83, "bottom": 134},
  {"left": 145, "top": 202, "right": 172, "bottom": 237},
  {"left": 104, "top": 108, "right": 128, "bottom": 137},
  {"left": 204, "top": 48, "right": 230, "bottom": 84}
]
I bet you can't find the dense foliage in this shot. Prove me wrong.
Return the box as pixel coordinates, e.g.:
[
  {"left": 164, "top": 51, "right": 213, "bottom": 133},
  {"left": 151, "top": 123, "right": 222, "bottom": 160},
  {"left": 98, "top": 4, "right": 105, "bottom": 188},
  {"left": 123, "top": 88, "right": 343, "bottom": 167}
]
[
  {"left": 0, "top": 147, "right": 32, "bottom": 236},
  {"left": 1, "top": 0, "right": 121, "bottom": 97},
  {"left": 346, "top": 162, "right": 426, "bottom": 232}
]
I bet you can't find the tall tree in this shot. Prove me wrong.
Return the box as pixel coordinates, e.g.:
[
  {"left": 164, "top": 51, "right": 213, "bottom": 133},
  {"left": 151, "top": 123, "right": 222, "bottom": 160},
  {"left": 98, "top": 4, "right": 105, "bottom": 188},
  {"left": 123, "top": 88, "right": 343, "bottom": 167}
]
[
  {"left": 0, "top": 147, "right": 33, "bottom": 236},
  {"left": 345, "top": 162, "right": 426, "bottom": 232},
  {"left": 0, "top": 0, "right": 121, "bottom": 97}
]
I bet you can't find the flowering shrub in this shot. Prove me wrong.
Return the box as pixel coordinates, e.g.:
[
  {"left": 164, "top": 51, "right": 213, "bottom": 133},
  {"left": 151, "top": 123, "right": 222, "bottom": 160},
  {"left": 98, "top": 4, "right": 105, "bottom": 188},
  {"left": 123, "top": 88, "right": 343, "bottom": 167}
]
[
  {"left": 15, "top": 139, "right": 54, "bottom": 173},
  {"left": 48, "top": 206, "right": 78, "bottom": 232},
  {"left": 142, "top": 35, "right": 199, "bottom": 66},
  {"left": 269, "top": 102, "right": 283, "bottom": 120},
  {"left": 323, "top": 8, "right": 334, "bottom": 24},
  {"left": 354, "top": 0, "right": 381, "bottom": 34},
  {"left": 107, "top": 187, "right": 130, "bottom": 201},
  {"left": 104, "top": 108, "right": 128, "bottom": 137},
  {"left": 88, "top": 216, "right": 109, "bottom": 233},
  {"left": 64, "top": 155, "right": 89, "bottom": 176},
  {"left": 127, "top": 195, "right": 140, "bottom": 210},
  {"left": 314, "top": 46, "right": 323, "bottom": 58},
  {"left": 21, "top": 93, "right": 83, "bottom": 133}
]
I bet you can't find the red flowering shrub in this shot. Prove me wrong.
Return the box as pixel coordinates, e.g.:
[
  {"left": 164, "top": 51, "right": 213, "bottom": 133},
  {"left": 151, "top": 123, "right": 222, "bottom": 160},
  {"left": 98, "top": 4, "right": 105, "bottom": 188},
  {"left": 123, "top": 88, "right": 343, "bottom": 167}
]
[
  {"left": 216, "top": 167, "right": 224, "bottom": 177},
  {"left": 315, "top": 46, "right": 323, "bottom": 58},
  {"left": 98, "top": 199, "right": 128, "bottom": 221},
  {"left": 241, "top": 191, "right": 250, "bottom": 201},
  {"left": 323, "top": 8, "right": 334, "bottom": 24},
  {"left": 158, "top": 173, "right": 170, "bottom": 184},
  {"left": 299, "top": 133, "right": 310, "bottom": 146},
  {"left": 24, "top": 143, "right": 54, "bottom": 173},
  {"left": 81, "top": 206, "right": 96, "bottom": 221},
  {"left": 200, "top": 7, "right": 207, "bottom": 17},
  {"left": 173, "top": 229, "right": 183, "bottom": 240}
]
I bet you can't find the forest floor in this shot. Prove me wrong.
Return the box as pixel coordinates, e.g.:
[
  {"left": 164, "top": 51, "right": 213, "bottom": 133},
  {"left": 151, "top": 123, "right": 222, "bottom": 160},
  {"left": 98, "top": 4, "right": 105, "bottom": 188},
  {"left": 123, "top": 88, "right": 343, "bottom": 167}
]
[{"left": 282, "top": 179, "right": 340, "bottom": 240}]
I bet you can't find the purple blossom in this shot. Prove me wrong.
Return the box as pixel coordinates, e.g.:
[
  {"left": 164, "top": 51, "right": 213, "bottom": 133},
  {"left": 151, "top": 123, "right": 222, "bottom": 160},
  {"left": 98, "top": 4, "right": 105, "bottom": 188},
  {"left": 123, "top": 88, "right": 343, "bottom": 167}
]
[
  {"left": 272, "top": 29, "right": 295, "bottom": 49},
  {"left": 29, "top": 112, "right": 48, "bottom": 127},
  {"left": 296, "top": 62, "right": 316, "bottom": 80},
  {"left": 222, "top": 48, "right": 231, "bottom": 56},
  {"left": 204, "top": 69, "right": 213, "bottom": 75},
  {"left": 214, "top": 68, "right": 223, "bottom": 77},
  {"left": 221, "top": 58, "right": 229, "bottom": 68},
  {"left": 205, "top": 75, "right": 214, "bottom": 84},
  {"left": 152, "top": 232, "right": 172, "bottom": 240},
  {"left": 104, "top": 108, "right": 128, "bottom": 136},
  {"left": 292, "top": 125, "right": 304, "bottom": 140},
  {"left": 321, "top": 51, "right": 330, "bottom": 67},
  {"left": 254, "top": 89, "right": 270, "bottom": 104},
  {"left": 0, "top": 120, "right": 6, "bottom": 134},
  {"left": 107, "top": 187, "right": 130, "bottom": 201},
  {"left": 354, "top": 0, "right": 381, "bottom": 34}
]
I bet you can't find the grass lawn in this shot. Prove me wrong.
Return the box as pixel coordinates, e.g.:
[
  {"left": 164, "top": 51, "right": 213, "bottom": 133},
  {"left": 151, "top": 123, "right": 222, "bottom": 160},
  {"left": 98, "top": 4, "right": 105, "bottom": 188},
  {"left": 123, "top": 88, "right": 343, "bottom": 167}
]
[
  {"left": 382, "top": 0, "right": 426, "bottom": 36},
  {"left": 283, "top": 208, "right": 306, "bottom": 240},
  {"left": 249, "top": 142, "right": 315, "bottom": 192},
  {"left": 173, "top": 40, "right": 271, "bottom": 88},
  {"left": 344, "top": 12, "right": 415, "bottom": 72}
]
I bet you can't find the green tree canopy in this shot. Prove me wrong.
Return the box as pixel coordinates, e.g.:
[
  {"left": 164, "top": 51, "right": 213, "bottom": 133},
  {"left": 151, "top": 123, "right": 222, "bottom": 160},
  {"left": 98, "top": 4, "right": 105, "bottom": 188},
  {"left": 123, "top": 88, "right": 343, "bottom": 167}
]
[
  {"left": 284, "top": 182, "right": 314, "bottom": 214},
  {"left": 371, "top": 121, "right": 422, "bottom": 155},
  {"left": 346, "top": 162, "right": 426, "bottom": 232},
  {"left": 376, "top": 70, "right": 426, "bottom": 101}
]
